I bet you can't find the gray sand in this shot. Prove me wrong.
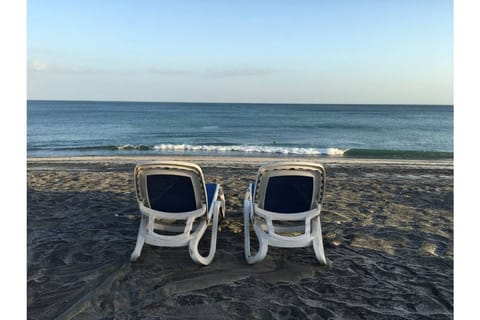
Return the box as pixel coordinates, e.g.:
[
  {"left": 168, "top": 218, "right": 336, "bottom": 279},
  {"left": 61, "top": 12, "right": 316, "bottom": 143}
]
[{"left": 27, "top": 156, "right": 453, "bottom": 319}]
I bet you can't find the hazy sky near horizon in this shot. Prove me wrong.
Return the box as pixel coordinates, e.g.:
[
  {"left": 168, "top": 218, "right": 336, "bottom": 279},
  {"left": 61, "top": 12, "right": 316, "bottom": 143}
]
[{"left": 27, "top": 0, "right": 453, "bottom": 104}]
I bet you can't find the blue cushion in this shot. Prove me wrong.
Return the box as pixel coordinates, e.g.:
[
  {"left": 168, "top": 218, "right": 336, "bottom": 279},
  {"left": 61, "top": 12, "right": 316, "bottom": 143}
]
[
  {"left": 147, "top": 174, "right": 197, "bottom": 212},
  {"left": 205, "top": 183, "right": 218, "bottom": 212},
  {"left": 264, "top": 176, "right": 313, "bottom": 213}
]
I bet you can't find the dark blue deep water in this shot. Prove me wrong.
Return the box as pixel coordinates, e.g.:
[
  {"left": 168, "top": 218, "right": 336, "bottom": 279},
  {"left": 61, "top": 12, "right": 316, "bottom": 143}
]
[{"left": 27, "top": 100, "right": 453, "bottom": 159}]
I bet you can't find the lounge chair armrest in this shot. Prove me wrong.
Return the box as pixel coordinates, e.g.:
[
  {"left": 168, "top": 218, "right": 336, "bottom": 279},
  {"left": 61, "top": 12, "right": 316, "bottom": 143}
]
[
  {"left": 253, "top": 204, "right": 320, "bottom": 221},
  {"left": 139, "top": 202, "right": 206, "bottom": 220},
  {"left": 206, "top": 183, "right": 220, "bottom": 220},
  {"left": 244, "top": 183, "right": 255, "bottom": 219},
  {"left": 244, "top": 183, "right": 255, "bottom": 200}
]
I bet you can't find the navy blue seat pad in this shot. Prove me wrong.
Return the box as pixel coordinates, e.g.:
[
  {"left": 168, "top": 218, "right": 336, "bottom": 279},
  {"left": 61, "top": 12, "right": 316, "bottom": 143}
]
[
  {"left": 147, "top": 174, "right": 197, "bottom": 212},
  {"left": 264, "top": 176, "right": 314, "bottom": 213},
  {"left": 205, "top": 183, "right": 218, "bottom": 212}
]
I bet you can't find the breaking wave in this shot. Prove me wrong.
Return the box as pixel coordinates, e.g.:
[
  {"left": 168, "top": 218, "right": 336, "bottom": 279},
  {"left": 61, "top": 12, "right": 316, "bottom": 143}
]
[
  {"left": 150, "top": 144, "right": 346, "bottom": 156},
  {"left": 31, "top": 144, "right": 453, "bottom": 159}
]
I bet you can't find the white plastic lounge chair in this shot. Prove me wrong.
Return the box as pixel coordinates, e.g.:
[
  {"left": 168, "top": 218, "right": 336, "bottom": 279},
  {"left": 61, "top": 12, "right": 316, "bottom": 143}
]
[
  {"left": 130, "top": 161, "right": 225, "bottom": 265},
  {"left": 244, "top": 162, "right": 327, "bottom": 264}
]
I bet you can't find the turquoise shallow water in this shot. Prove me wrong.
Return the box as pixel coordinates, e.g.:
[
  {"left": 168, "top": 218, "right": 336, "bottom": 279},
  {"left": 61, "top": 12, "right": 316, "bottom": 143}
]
[{"left": 27, "top": 100, "right": 453, "bottom": 159}]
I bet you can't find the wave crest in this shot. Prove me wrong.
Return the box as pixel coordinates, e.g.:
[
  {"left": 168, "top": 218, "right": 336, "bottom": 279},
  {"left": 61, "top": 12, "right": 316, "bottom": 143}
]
[
  {"left": 151, "top": 144, "right": 345, "bottom": 156},
  {"left": 116, "top": 144, "right": 152, "bottom": 150}
]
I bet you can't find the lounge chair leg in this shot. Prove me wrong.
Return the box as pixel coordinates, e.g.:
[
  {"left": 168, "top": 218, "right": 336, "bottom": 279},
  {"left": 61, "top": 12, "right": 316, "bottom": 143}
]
[
  {"left": 312, "top": 216, "right": 327, "bottom": 265},
  {"left": 189, "top": 201, "right": 221, "bottom": 265},
  {"left": 244, "top": 204, "right": 268, "bottom": 264},
  {"left": 220, "top": 195, "right": 226, "bottom": 219},
  {"left": 130, "top": 218, "right": 147, "bottom": 262},
  {"left": 130, "top": 236, "right": 145, "bottom": 261}
]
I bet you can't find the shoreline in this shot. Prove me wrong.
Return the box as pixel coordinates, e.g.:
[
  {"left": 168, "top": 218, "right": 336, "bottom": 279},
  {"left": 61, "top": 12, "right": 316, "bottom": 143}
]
[{"left": 27, "top": 154, "right": 453, "bottom": 168}]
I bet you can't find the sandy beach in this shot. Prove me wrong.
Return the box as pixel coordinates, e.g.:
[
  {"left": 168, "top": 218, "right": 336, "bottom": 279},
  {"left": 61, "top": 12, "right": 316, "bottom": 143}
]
[{"left": 27, "top": 156, "right": 453, "bottom": 319}]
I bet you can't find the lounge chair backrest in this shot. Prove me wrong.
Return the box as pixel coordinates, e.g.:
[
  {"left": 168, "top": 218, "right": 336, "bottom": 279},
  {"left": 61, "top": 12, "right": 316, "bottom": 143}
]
[
  {"left": 254, "top": 163, "right": 326, "bottom": 213},
  {"left": 134, "top": 162, "right": 207, "bottom": 212}
]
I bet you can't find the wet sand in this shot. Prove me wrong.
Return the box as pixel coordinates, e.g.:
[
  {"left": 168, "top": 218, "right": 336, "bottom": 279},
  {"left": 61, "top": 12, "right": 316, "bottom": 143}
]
[{"left": 27, "top": 156, "right": 453, "bottom": 319}]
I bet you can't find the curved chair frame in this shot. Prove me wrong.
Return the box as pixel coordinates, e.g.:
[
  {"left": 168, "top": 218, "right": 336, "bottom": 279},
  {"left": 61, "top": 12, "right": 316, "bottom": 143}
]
[
  {"left": 244, "top": 162, "right": 327, "bottom": 264},
  {"left": 130, "top": 161, "right": 225, "bottom": 265}
]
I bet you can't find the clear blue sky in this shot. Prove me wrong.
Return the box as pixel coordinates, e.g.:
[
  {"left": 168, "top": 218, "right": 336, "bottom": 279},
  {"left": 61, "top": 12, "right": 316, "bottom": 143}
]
[{"left": 27, "top": 0, "right": 453, "bottom": 104}]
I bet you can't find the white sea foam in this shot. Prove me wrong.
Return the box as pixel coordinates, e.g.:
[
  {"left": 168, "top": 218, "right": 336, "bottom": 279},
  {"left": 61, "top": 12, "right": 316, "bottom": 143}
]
[
  {"left": 117, "top": 144, "right": 150, "bottom": 150},
  {"left": 117, "top": 144, "right": 135, "bottom": 150},
  {"left": 152, "top": 144, "right": 346, "bottom": 156}
]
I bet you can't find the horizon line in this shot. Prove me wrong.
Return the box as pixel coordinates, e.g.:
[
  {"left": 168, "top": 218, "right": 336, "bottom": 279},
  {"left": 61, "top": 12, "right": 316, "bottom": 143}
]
[{"left": 26, "top": 99, "right": 453, "bottom": 107}]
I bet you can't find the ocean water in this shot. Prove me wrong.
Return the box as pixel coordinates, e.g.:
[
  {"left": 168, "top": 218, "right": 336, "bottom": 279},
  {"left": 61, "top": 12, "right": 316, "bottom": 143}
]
[{"left": 27, "top": 100, "right": 453, "bottom": 159}]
